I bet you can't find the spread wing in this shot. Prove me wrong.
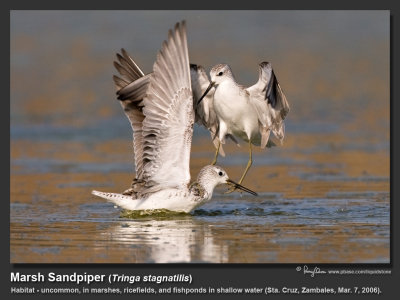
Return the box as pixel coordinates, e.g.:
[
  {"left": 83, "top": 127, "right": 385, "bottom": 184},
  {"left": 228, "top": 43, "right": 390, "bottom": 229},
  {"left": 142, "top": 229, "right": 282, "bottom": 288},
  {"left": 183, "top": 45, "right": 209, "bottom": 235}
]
[
  {"left": 113, "top": 48, "right": 148, "bottom": 179},
  {"left": 247, "top": 62, "right": 290, "bottom": 147},
  {"left": 115, "top": 51, "right": 228, "bottom": 160},
  {"left": 190, "top": 64, "right": 227, "bottom": 156},
  {"left": 140, "top": 21, "right": 194, "bottom": 193}
]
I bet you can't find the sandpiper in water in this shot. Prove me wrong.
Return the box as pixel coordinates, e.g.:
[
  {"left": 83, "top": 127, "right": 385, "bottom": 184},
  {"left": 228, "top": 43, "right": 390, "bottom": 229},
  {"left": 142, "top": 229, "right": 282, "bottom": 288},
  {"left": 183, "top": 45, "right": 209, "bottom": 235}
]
[
  {"left": 198, "top": 62, "right": 290, "bottom": 189},
  {"left": 92, "top": 21, "right": 257, "bottom": 213}
]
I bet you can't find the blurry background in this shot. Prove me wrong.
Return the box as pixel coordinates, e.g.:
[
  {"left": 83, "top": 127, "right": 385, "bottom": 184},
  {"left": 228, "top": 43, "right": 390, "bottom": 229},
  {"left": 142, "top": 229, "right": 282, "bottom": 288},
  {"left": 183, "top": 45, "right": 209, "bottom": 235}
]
[{"left": 10, "top": 11, "right": 390, "bottom": 263}]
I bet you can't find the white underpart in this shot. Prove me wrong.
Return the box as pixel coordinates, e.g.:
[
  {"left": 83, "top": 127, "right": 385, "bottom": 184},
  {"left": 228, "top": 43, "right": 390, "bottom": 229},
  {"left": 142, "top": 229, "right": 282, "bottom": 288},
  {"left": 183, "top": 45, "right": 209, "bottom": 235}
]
[
  {"left": 209, "top": 63, "right": 290, "bottom": 148},
  {"left": 92, "top": 189, "right": 201, "bottom": 213},
  {"left": 213, "top": 79, "right": 260, "bottom": 144}
]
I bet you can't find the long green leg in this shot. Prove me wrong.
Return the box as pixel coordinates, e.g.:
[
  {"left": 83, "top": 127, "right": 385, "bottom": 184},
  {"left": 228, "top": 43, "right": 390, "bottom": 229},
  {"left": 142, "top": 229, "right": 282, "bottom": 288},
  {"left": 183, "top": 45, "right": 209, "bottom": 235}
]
[
  {"left": 238, "top": 141, "right": 253, "bottom": 184},
  {"left": 211, "top": 141, "right": 221, "bottom": 165},
  {"left": 225, "top": 141, "right": 253, "bottom": 194}
]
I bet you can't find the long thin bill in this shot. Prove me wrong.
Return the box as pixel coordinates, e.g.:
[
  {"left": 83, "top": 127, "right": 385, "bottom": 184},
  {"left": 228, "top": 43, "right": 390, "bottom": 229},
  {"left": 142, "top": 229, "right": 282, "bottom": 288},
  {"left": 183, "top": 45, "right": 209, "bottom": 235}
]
[
  {"left": 197, "top": 82, "right": 215, "bottom": 104},
  {"left": 226, "top": 179, "right": 258, "bottom": 196}
]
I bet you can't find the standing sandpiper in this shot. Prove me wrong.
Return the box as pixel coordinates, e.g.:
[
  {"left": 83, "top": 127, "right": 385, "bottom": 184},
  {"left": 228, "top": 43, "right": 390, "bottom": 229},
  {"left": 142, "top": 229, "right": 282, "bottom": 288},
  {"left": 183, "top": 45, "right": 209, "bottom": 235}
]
[{"left": 198, "top": 62, "right": 290, "bottom": 190}]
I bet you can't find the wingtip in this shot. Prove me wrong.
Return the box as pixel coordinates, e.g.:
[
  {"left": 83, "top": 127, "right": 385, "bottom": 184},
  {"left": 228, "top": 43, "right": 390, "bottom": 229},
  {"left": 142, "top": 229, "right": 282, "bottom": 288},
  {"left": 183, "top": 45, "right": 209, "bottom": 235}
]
[
  {"left": 113, "top": 60, "right": 121, "bottom": 70},
  {"left": 121, "top": 48, "right": 128, "bottom": 57},
  {"left": 116, "top": 53, "right": 123, "bottom": 62},
  {"left": 117, "top": 94, "right": 125, "bottom": 101},
  {"left": 259, "top": 61, "right": 271, "bottom": 69},
  {"left": 190, "top": 63, "right": 206, "bottom": 73},
  {"left": 174, "top": 20, "right": 187, "bottom": 39},
  {"left": 176, "top": 20, "right": 186, "bottom": 28}
]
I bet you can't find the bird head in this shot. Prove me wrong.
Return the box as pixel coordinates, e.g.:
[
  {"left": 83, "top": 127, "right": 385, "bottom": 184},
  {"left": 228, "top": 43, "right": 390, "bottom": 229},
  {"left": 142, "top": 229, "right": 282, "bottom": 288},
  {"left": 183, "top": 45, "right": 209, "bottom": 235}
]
[
  {"left": 197, "top": 64, "right": 233, "bottom": 104},
  {"left": 209, "top": 64, "right": 233, "bottom": 85},
  {"left": 197, "top": 165, "right": 257, "bottom": 196}
]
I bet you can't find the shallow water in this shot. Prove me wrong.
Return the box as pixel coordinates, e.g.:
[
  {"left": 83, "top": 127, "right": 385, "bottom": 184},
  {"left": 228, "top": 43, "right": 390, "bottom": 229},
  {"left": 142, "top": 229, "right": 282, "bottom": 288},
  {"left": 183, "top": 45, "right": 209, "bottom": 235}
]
[
  {"left": 10, "top": 132, "right": 390, "bottom": 263},
  {"left": 10, "top": 193, "right": 389, "bottom": 263},
  {"left": 10, "top": 11, "right": 389, "bottom": 263}
]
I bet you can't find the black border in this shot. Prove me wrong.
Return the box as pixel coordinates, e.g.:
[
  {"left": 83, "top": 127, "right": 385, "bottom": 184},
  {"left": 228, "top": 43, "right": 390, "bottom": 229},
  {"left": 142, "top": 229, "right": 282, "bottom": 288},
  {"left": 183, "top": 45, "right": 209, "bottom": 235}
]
[{"left": 5, "top": 3, "right": 399, "bottom": 299}]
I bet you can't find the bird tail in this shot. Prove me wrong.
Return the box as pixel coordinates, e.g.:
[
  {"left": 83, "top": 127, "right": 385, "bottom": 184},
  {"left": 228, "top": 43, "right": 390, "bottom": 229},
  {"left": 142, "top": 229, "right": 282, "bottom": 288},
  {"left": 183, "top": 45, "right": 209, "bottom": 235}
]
[{"left": 92, "top": 190, "right": 136, "bottom": 209}]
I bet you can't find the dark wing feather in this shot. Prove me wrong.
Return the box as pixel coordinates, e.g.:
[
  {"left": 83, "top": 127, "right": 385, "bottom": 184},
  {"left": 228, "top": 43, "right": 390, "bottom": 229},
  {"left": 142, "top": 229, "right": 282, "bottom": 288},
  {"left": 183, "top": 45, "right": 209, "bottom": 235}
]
[
  {"left": 247, "top": 62, "right": 290, "bottom": 146},
  {"left": 113, "top": 49, "right": 147, "bottom": 179}
]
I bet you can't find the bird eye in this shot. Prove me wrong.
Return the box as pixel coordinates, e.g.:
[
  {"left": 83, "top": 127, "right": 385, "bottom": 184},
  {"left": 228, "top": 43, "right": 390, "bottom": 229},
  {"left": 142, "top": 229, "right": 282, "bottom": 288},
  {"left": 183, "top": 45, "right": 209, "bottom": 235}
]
[
  {"left": 218, "top": 171, "right": 224, "bottom": 176},
  {"left": 217, "top": 71, "right": 223, "bottom": 76}
]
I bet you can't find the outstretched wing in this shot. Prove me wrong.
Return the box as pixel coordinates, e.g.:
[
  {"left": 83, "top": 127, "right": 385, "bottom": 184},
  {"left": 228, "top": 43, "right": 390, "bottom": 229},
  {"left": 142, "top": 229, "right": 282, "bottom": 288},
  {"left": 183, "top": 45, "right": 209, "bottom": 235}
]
[
  {"left": 113, "top": 48, "right": 149, "bottom": 179},
  {"left": 140, "top": 21, "right": 194, "bottom": 193},
  {"left": 247, "top": 62, "right": 290, "bottom": 147},
  {"left": 190, "top": 64, "right": 227, "bottom": 156}
]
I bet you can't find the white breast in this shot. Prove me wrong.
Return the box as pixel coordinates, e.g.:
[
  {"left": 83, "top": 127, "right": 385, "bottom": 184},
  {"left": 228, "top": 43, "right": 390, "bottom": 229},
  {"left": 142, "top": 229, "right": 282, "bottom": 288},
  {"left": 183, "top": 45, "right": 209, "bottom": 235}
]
[{"left": 214, "top": 81, "right": 259, "bottom": 140}]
